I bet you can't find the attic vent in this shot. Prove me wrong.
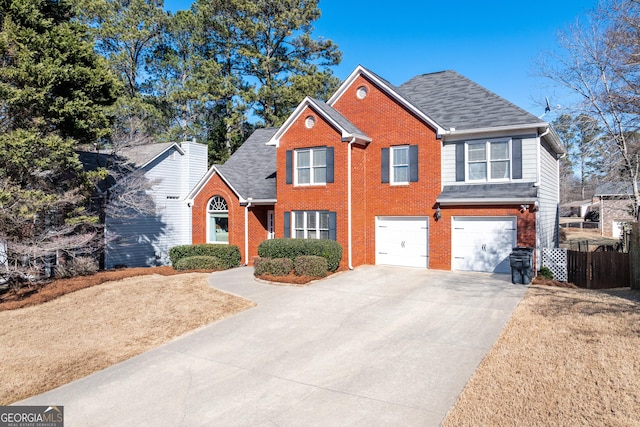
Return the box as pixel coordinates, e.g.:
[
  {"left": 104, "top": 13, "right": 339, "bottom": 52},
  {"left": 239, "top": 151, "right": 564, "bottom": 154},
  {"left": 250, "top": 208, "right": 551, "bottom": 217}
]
[
  {"left": 356, "top": 86, "right": 368, "bottom": 99},
  {"left": 305, "top": 115, "right": 315, "bottom": 129}
]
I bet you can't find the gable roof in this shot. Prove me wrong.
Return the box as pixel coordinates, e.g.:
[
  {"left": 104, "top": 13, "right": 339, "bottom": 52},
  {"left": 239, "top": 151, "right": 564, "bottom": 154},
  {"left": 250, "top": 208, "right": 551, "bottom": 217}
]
[
  {"left": 188, "top": 127, "right": 278, "bottom": 203},
  {"left": 327, "top": 65, "right": 564, "bottom": 155},
  {"left": 219, "top": 127, "right": 278, "bottom": 201},
  {"left": 397, "top": 71, "right": 544, "bottom": 131},
  {"left": 78, "top": 142, "right": 184, "bottom": 172},
  {"left": 119, "top": 142, "right": 184, "bottom": 169},
  {"left": 595, "top": 181, "right": 637, "bottom": 197},
  {"left": 267, "top": 97, "right": 370, "bottom": 146},
  {"left": 328, "top": 65, "right": 447, "bottom": 135}
]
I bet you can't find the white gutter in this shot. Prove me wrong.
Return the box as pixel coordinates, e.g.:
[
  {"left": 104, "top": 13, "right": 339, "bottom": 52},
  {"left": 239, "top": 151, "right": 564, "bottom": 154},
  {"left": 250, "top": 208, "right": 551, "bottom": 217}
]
[
  {"left": 536, "top": 127, "right": 550, "bottom": 187},
  {"left": 443, "top": 122, "right": 545, "bottom": 137},
  {"left": 347, "top": 138, "right": 354, "bottom": 270},
  {"left": 437, "top": 198, "right": 538, "bottom": 205},
  {"left": 244, "top": 200, "right": 252, "bottom": 266}
]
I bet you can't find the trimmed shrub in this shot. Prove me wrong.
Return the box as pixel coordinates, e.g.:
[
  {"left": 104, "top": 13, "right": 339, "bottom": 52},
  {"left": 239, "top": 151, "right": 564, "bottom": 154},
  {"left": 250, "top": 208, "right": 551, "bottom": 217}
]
[
  {"left": 294, "top": 256, "right": 328, "bottom": 278},
  {"left": 257, "top": 239, "right": 342, "bottom": 271},
  {"left": 538, "top": 266, "right": 554, "bottom": 280},
  {"left": 169, "top": 244, "right": 241, "bottom": 269},
  {"left": 174, "top": 256, "right": 225, "bottom": 271},
  {"left": 253, "top": 257, "right": 294, "bottom": 276}
]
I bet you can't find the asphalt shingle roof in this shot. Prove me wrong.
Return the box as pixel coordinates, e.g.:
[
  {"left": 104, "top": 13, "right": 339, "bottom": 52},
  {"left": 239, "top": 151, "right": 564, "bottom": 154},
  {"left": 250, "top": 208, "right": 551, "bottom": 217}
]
[
  {"left": 309, "top": 98, "right": 369, "bottom": 139},
  {"left": 397, "top": 70, "right": 545, "bottom": 131},
  {"left": 438, "top": 182, "right": 539, "bottom": 201},
  {"left": 218, "top": 127, "right": 277, "bottom": 201},
  {"left": 119, "top": 142, "right": 177, "bottom": 168},
  {"left": 594, "top": 181, "right": 636, "bottom": 196}
]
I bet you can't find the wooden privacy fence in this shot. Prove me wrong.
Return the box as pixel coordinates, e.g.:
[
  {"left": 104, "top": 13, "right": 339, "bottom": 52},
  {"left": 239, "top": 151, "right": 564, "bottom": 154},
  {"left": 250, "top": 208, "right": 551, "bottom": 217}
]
[{"left": 567, "top": 250, "right": 630, "bottom": 289}]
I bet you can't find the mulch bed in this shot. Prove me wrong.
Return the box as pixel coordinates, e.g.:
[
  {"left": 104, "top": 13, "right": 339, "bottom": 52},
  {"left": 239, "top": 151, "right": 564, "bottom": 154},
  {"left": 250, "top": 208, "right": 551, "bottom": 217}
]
[
  {"left": 255, "top": 272, "right": 328, "bottom": 286},
  {"left": 1, "top": 266, "right": 332, "bottom": 311},
  {"left": 531, "top": 276, "right": 578, "bottom": 288},
  {"left": 0, "top": 267, "right": 212, "bottom": 311}
]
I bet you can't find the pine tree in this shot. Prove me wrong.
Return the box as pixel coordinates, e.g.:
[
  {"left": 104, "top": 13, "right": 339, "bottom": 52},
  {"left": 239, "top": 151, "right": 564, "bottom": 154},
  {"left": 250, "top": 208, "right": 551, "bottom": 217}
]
[{"left": 0, "top": 0, "right": 119, "bottom": 287}]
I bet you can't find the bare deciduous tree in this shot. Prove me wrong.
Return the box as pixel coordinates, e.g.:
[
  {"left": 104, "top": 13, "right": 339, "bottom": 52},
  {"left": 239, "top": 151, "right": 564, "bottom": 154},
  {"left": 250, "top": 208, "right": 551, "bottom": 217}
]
[{"left": 539, "top": 0, "right": 640, "bottom": 217}]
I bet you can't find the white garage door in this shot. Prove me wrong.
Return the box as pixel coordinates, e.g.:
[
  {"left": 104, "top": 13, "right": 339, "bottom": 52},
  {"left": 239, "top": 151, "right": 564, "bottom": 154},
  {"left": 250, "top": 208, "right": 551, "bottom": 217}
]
[
  {"left": 452, "top": 217, "right": 517, "bottom": 273},
  {"left": 376, "top": 217, "right": 429, "bottom": 268}
]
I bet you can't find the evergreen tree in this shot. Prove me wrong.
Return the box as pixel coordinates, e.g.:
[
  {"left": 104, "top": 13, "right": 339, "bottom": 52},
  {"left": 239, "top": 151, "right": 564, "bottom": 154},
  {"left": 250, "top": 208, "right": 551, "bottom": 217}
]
[{"left": 0, "top": 0, "right": 119, "bottom": 286}]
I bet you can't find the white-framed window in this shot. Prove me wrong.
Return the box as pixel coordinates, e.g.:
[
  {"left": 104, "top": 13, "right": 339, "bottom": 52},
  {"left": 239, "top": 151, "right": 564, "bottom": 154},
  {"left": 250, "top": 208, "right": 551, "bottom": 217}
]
[
  {"left": 391, "top": 145, "right": 409, "bottom": 184},
  {"left": 207, "top": 195, "right": 229, "bottom": 243},
  {"left": 295, "top": 147, "right": 326, "bottom": 185},
  {"left": 466, "top": 139, "right": 511, "bottom": 182},
  {"left": 293, "top": 211, "right": 330, "bottom": 239}
]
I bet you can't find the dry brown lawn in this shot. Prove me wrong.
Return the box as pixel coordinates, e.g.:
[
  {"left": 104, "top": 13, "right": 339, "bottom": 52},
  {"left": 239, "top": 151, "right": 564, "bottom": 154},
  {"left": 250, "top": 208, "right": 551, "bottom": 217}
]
[
  {"left": 443, "top": 285, "right": 640, "bottom": 426},
  {"left": 0, "top": 271, "right": 255, "bottom": 405}
]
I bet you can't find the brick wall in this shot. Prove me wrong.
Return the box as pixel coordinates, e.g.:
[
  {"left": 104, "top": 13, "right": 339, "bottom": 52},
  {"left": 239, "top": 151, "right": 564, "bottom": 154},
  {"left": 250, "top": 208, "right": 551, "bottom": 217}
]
[
  {"left": 276, "top": 75, "right": 442, "bottom": 269},
  {"left": 601, "top": 197, "right": 635, "bottom": 237},
  {"left": 430, "top": 206, "right": 536, "bottom": 270},
  {"left": 191, "top": 172, "right": 271, "bottom": 265}
]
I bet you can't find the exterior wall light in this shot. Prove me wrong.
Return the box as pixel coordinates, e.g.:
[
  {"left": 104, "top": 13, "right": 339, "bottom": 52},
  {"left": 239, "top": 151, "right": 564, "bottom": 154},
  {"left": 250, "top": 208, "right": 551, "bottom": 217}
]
[{"left": 435, "top": 206, "right": 442, "bottom": 221}]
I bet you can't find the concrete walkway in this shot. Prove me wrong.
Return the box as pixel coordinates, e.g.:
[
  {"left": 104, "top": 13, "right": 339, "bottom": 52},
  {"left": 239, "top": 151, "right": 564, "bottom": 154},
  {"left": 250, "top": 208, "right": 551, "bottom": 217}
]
[{"left": 21, "top": 265, "right": 526, "bottom": 426}]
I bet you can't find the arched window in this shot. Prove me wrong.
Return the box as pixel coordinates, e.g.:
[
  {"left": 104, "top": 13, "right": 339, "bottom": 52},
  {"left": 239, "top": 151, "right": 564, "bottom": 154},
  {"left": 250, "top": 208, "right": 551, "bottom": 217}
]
[{"left": 207, "top": 196, "right": 229, "bottom": 243}]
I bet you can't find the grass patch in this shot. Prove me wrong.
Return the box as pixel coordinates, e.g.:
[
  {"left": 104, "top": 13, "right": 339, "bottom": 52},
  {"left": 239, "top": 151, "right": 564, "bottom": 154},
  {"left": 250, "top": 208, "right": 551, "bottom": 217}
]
[
  {"left": 443, "top": 285, "right": 640, "bottom": 426},
  {"left": 0, "top": 269, "right": 255, "bottom": 405}
]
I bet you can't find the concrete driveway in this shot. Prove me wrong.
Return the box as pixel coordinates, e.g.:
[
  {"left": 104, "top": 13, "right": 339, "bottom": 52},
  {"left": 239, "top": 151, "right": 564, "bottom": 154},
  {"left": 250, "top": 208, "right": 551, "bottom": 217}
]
[{"left": 21, "top": 265, "right": 526, "bottom": 426}]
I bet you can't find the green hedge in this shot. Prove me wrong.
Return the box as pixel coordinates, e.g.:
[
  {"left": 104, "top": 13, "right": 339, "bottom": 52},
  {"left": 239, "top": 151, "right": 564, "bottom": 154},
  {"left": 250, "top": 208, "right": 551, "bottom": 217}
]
[
  {"left": 257, "top": 239, "right": 342, "bottom": 272},
  {"left": 254, "top": 257, "right": 294, "bottom": 276},
  {"left": 169, "top": 244, "right": 241, "bottom": 270},
  {"left": 294, "top": 256, "right": 328, "bottom": 277},
  {"left": 174, "top": 256, "right": 225, "bottom": 271}
]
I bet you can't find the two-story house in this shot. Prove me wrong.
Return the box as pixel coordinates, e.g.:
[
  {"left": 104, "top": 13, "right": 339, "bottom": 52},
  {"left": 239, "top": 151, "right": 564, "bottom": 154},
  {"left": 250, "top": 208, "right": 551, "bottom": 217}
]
[{"left": 189, "top": 65, "right": 564, "bottom": 273}]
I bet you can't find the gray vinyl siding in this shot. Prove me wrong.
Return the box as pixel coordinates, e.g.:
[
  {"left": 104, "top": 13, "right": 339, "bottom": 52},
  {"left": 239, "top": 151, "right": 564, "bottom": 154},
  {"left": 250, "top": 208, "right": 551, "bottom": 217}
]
[
  {"left": 442, "top": 135, "right": 538, "bottom": 185},
  {"left": 536, "top": 140, "right": 560, "bottom": 251},
  {"left": 105, "top": 142, "right": 207, "bottom": 269}
]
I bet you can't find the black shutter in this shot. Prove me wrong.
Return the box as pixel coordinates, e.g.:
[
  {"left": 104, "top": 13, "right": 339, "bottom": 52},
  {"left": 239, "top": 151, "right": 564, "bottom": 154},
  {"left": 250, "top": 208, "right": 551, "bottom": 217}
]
[
  {"left": 455, "top": 143, "right": 465, "bottom": 182},
  {"left": 409, "top": 145, "right": 419, "bottom": 182},
  {"left": 381, "top": 148, "right": 390, "bottom": 183},
  {"left": 285, "top": 150, "right": 293, "bottom": 184},
  {"left": 328, "top": 211, "right": 337, "bottom": 241},
  {"left": 326, "top": 146, "right": 334, "bottom": 183},
  {"left": 284, "top": 211, "right": 291, "bottom": 238},
  {"left": 512, "top": 138, "right": 522, "bottom": 180}
]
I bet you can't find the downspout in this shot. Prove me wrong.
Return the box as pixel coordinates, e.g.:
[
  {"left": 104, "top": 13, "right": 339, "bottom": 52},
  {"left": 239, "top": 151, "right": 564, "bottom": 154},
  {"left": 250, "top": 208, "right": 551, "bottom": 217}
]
[
  {"left": 244, "top": 200, "right": 252, "bottom": 266},
  {"left": 535, "top": 127, "right": 550, "bottom": 187},
  {"left": 535, "top": 127, "right": 550, "bottom": 271},
  {"left": 348, "top": 138, "right": 354, "bottom": 270}
]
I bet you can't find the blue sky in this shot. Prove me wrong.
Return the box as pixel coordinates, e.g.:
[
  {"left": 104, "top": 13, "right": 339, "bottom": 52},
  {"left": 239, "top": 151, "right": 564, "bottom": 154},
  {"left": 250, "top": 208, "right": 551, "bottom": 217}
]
[{"left": 164, "top": 0, "right": 597, "bottom": 118}]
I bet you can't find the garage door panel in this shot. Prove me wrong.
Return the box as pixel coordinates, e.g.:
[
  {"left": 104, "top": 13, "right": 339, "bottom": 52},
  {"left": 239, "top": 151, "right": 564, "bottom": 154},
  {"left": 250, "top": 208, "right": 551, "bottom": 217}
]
[
  {"left": 452, "top": 217, "right": 516, "bottom": 273},
  {"left": 376, "top": 217, "right": 429, "bottom": 268}
]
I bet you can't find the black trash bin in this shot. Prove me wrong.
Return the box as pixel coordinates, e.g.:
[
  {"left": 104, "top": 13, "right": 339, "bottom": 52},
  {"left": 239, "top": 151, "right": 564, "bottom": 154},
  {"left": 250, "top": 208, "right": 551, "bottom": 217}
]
[{"left": 509, "top": 247, "right": 534, "bottom": 284}]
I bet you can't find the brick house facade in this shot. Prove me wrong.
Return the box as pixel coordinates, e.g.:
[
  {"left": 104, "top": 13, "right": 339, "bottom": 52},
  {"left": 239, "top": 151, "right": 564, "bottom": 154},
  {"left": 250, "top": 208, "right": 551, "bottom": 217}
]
[{"left": 189, "top": 66, "right": 564, "bottom": 272}]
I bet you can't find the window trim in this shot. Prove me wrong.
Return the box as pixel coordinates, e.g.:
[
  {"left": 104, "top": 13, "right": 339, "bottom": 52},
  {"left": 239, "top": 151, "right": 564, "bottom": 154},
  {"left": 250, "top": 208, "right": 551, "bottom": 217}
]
[
  {"left": 390, "top": 145, "right": 410, "bottom": 185},
  {"left": 465, "top": 138, "right": 512, "bottom": 183},
  {"left": 292, "top": 211, "right": 330, "bottom": 239},
  {"left": 294, "top": 147, "right": 327, "bottom": 186},
  {"left": 206, "top": 195, "right": 229, "bottom": 245}
]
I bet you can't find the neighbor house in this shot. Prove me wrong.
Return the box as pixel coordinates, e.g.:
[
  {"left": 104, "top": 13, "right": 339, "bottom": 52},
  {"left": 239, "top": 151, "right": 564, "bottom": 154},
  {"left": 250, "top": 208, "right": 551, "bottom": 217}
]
[
  {"left": 87, "top": 140, "right": 208, "bottom": 269},
  {"left": 189, "top": 65, "right": 564, "bottom": 273},
  {"left": 594, "top": 181, "right": 639, "bottom": 238}
]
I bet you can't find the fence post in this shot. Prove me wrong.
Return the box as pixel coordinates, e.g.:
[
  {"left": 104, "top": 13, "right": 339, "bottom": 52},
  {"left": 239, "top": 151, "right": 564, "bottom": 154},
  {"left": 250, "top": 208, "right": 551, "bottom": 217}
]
[
  {"left": 586, "top": 251, "right": 592, "bottom": 289},
  {"left": 631, "top": 223, "right": 640, "bottom": 290}
]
